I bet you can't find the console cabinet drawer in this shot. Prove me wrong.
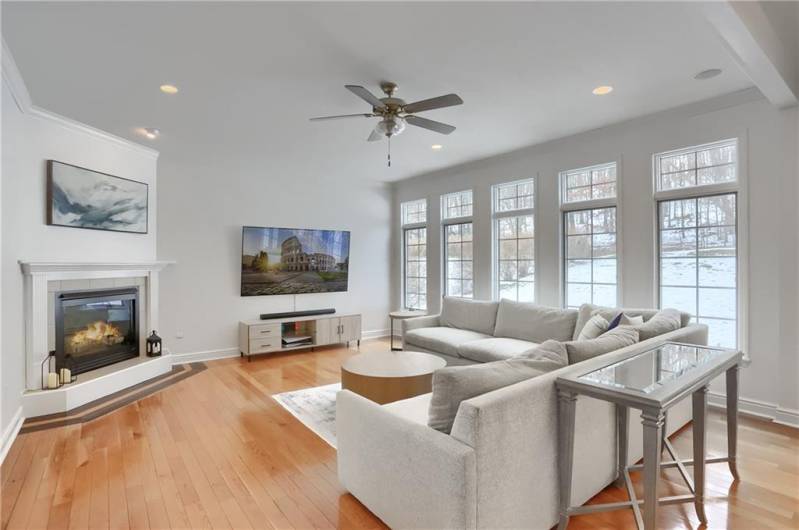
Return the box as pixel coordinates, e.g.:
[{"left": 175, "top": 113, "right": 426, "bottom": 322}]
[
  {"left": 249, "top": 337, "right": 280, "bottom": 353},
  {"left": 248, "top": 323, "right": 280, "bottom": 339}
]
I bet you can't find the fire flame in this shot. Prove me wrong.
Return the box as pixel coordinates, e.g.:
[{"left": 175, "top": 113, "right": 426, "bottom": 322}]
[{"left": 68, "top": 320, "right": 125, "bottom": 353}]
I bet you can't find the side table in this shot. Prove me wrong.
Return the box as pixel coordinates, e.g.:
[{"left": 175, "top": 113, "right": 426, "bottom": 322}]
[
  {"left": 388, "top": 310, "right": 426, "bottom": 351},
  {"left": 555, "top": 342, "right": 743, "bottom": 530}
]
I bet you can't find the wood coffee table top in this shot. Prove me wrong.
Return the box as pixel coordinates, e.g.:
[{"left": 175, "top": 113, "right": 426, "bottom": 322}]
[{"left": 341, "top": 351, "right": 446, "bottom": 378}]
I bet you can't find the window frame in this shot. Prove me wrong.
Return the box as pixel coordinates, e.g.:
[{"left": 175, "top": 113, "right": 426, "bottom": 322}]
[
  {"left": 440, "top": 189, "right": 474, "bottom": 221},
  {"left": 559, "top": 161, "right": 622, "bottom": 309},
  {"left": 652, "top": 137, "right": 748, "bottom": 351},
  {"left": 401, "top": 198, "right": 428, "bottom": 311},
  {"left": 491, "top": 177, "right": 537, "bottom": 302}
]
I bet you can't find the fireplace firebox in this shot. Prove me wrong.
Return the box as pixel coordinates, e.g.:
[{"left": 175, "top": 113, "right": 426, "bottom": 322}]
[{"left": 55, "top": 288, "right": 139, "bottom": 375}]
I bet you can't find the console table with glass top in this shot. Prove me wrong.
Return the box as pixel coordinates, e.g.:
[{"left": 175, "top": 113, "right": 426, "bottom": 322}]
[{"left": 555, "top": 342, "right": 743, "bottom": 530}]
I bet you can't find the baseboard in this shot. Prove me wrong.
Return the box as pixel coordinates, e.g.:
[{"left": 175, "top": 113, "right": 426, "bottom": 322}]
[
  {"left": 169, "top": 347, "right": 240, "bottom": 365},
  {"left": 169, "top": 329, "right": 391, "bottom": 365},
  {"left": 708, "top": 391, "right": 799, "bottom": 429},
  {"left": 0, "top": 407, "right": 25, "bottom": 464}
]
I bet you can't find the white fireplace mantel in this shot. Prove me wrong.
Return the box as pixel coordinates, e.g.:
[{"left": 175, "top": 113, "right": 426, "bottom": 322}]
[{"left": 19, "top": 260, "right": 175, "bottom": 392}]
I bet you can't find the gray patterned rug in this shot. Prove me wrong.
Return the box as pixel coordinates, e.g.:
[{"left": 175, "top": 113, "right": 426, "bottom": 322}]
[{"left": 272, "top": 383, "right": 340, "bottom": 448}]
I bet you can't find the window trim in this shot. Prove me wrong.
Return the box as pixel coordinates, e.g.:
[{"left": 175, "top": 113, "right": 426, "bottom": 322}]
[
  {"left": 401, "top": 198, "right": 428, "bottom": 310},
  {"left": 558, "top": 160, "right": 622, "bottom": 308},
  {"left": 652, "top": 136, "right": 748, "bottom": 351},
  {"left": 491, "top": 177, "right": 537, "bottom": 302}
]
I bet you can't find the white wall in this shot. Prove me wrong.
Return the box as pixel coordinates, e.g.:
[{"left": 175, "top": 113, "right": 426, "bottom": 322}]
[
  {"left": 0, "top": 80, "right": 158, "bottom": 436},
  {"left": 156, "top": 155, "right": 392, "bottom": 359},
  {"left": 393, "top": 88, "right": 799, "bottom": 422}
]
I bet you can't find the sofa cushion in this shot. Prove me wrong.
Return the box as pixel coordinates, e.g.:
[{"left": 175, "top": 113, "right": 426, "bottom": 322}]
[
  {"left": 635, "top": 308, "right": 682, "bottom": 341},
  {"left": 404, "top": 327, "right": 493, "bottom": 357},
  {"left": 457, "top": 337, "right": 537, "bottom": 363},
  {"left": 382, "top": 393, "right": 431, "bottom": 425},
  {"left": 572, "top": 303, "right": 690, "bottom": 340},
  {"left": 494, "top": 299, "right": 578, "bottom": 343},
  {"left": 427, "top": 341, "right": 567, "bottom": 433},
  {"left": 576, "top": 314, "right": 609, "bottom": 340},
  {"left": 440, "top": 296, "right": 499, "bottom": 336},
  {"left": 565, "top": 326, "right": 640, "bottom": 364},
  {"left": 515, "top": 339, "right": 569, "bottom": 369}
]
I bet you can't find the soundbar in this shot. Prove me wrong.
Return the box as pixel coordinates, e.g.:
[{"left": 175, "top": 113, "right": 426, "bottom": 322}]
[{"left": 260, "top": 308, "right": 336, "bottom": 320}]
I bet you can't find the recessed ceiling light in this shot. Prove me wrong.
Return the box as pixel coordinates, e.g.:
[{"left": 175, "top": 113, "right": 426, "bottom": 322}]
[
  {"left": 592, "top": 85, "right": 614, "bottom": 96},
  {"left": 159, "top": 84, "right": 179, "bottom": 94},
  {"left": 694, "top": 69, "right": 722, "bottom": 80},
  {"left": 138, "top": 127, "right": 160, "bottom": 140},
  {"left": 431, "top": 144, "right": 443, "bottom": 150}
]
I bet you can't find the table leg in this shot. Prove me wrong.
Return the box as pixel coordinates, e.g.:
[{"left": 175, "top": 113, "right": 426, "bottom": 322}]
[
  {"left": 692, "top": 385, "right": 708, "bottom": 524},
  {"left": 641, "top": 409, "right": 665, "bottom": 530},
  {"left": 726, "top": 365, "right": 740, "bottom": 479},
  {"left": 390, "top": 318, "right": 399, "bottom": 351},
  {"left": 557, "top": 390, "right": 578, "bottom": 530},
  {"left": 615, "top": 404, "right": 628, "bottom": 488}
]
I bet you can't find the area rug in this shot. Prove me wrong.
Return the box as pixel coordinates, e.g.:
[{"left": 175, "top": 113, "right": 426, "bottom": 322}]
[{"left": 272, "top": 383, "right": 340, "bottom": 448}]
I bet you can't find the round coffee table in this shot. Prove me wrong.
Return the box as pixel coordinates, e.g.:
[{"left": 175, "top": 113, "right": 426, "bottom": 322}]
[{"left": 341, "top": 351, "right": 446, "bottom": 404}]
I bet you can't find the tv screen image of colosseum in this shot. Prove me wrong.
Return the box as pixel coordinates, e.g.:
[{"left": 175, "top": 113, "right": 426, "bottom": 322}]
[{"left": 241, "top": 226, "right": 351, "bottom": 296}]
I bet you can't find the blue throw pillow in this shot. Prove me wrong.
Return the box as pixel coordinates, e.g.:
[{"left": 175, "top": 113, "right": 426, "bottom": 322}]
[{"left": 607, "top": 312, "right": 623, "bottom": 331}]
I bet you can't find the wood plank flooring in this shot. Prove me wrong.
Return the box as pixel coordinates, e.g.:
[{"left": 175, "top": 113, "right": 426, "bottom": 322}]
[{"left": 2, "top": 338, "right": 797, "bottom": 529}]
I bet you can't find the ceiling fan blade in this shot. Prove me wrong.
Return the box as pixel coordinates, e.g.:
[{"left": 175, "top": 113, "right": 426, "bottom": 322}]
[
  {"left": 405, "top": 115, "right": 456, "bottom": 135},
  {"left": 403, "top": 93, "right": 463, "bottom": 114},
  {"left": 345, "top": 85, "right": 386, "bottom": 110},
  {"left": 309, "top": 113, "right": 373, "bottom": 121},
  {"left": 367, "top": 129, "right": 383, "bottom": 142}
]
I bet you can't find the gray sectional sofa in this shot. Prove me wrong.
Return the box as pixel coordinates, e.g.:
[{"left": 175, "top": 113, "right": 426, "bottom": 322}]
[{"left": 337, "top": 297, "right": 708, "bottom": 529}]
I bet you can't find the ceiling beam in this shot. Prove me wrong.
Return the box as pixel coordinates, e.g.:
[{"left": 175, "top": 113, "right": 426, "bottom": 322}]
[{"left": 701, "top": 1, "right": 798, "bottom": 109}]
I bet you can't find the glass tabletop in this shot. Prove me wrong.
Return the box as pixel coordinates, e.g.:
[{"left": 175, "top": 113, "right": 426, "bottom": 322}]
[{"left": 579, "top": 343, "right": 729, "bottom": 394}]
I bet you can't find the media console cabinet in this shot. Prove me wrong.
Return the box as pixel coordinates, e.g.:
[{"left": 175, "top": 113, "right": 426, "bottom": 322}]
[{"left": 238, "top": 313, "right": 362, "bottom": 360}]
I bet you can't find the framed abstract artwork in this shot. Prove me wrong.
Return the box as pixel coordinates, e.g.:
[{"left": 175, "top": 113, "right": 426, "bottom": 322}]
[{"left": 47, "top": 160, "right": 148, "bottom": 234}]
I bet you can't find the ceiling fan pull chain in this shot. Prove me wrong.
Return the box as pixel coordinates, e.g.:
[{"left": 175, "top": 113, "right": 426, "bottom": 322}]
[{"left": 387, "top": 136, "right": 391, "bottom": 167}]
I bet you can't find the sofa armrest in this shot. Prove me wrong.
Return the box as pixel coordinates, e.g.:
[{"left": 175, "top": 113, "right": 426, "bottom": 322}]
[
  {"left": 336, "top": 390, "right": 476, "bottom": 529},
  {"left": 401, "top": 314, "right": 441, "bottom": 335}
]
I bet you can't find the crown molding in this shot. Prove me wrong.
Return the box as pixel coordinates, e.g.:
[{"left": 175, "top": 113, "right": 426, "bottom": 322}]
[{"left": 1, "top": 38, "right": 159, "bottom": 160}]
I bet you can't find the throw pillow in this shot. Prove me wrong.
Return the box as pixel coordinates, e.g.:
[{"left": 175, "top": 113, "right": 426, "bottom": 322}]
[
  {"left": 428, "top": 341, "right": 566, "bottom": 433},
  {"left": 607, "top": 312, "right": 623, "bottom": 330},
  {"left": 635, "top": 308, "right": 681, "bottom": 341},
  {"left": 577, "top": 314, "right": 609, "bottom": 341},
  {"left": 564, "top": 326, "right": 640, "bottom": 365},
  {"left": 607, "top": 312, "right": 644, "bottom": 331}
]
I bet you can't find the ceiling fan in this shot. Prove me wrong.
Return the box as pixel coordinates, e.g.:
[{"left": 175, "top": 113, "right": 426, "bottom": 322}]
[{"left": 310, "top": 82, "right": 463, "bottom": 166}]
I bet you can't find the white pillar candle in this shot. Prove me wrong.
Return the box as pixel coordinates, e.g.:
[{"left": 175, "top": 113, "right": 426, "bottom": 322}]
[
  {"left": 59, "top": 368, "right": 71, "bottom": 384},
  {"left": 47, "top": 372, "right": 59, "bottom": 389}
]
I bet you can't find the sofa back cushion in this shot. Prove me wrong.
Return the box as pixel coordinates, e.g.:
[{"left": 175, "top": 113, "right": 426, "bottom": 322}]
[
  {"left": 428, "top": 340, "right": 567, "bottom": 433},
  {"left": 440, "top": 296, "right": 499, "bottom": 336},
  {"left": 564, "top": 326, "right": 639, "bottom": 364},
  {"left": 493, "top": 299, "right": 577, "bottom": 343},
  {"left": 572, "top": 303, "right": 690, "bottom": 340},
  {"left": 635, "top": 308, "right": 682, "bottom": 341}
]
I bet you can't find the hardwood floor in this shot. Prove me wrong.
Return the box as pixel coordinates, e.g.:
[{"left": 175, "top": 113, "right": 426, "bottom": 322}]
[{"left": 2, "top": 339, "right": 797, "bottom": 530}]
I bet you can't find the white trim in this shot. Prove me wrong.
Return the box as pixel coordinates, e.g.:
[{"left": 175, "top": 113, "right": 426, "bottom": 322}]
[
  {"left": 708, "top": 391, "right": 799, "bottom": 429},
  {"left": 19, "top": 260, "right": 174, "bottom": 275},
  {"left": 1, "top": 39, "right": 159, "bottom": 160},
  {"left": 0, "top": 407, "right": 25, "bottom": 465},
  {"left": 169, "top": 329, "right": 391, "bottom": 365}
]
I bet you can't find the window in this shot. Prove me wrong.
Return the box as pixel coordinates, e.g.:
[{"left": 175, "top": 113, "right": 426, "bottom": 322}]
[
  {"left": 560, "top": 162, "right": 618, "bottom": 308},
  {"left": 656, "top": 140, "right": 736, "bottom": 191},
  {"left": 492, "top": 180, "right": 535, "bottom": 302},
  {"left": 655, "top": 140, "right": 739, "bottom": 348},
  {"left": 441, "top": 189, "right": 473, "bottom": 219},
  {"left": 401, "top": 199, "right": 427, "bottom": 310},
  {"left": 564, "top": 207, "right": 618, "bottom": 308},
  {"left": 441, "top": 190, "right": 474, "bottom": 299},
  {"left": 562, "top": 162, "right": 617, "bottom": 203},
  {"left": 444, "top": 223, "right": 473, "bottom": 298}
]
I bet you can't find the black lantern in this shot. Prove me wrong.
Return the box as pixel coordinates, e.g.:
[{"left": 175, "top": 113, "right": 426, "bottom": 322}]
[{"left": 146, "top": 330, "right": 162, "bottom": 357}]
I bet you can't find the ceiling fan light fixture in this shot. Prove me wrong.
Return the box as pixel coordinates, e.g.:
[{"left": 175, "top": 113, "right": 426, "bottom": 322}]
[{"left": 375, "top": 117, "right": 406, "bottom": 137}]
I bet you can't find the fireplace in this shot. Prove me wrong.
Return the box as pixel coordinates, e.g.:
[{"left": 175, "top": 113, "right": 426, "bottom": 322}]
[{"left": 55, "top": 288, "right": 139, "bottom": 375}]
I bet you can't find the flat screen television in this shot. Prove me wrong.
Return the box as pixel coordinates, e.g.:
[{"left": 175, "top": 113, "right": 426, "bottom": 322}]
[{"left": 241, "top": 226, "right": 351, "bottom": 296}]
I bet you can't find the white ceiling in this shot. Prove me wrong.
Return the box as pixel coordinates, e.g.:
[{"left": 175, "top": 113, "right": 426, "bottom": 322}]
[{"left": 2, "top": 2, "right": 754, "bottom": 183}]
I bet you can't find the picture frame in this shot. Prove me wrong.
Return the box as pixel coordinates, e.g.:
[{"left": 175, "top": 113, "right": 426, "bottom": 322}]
[{"left": 46, "top": 160, "right": 149, "bottom": 234}]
